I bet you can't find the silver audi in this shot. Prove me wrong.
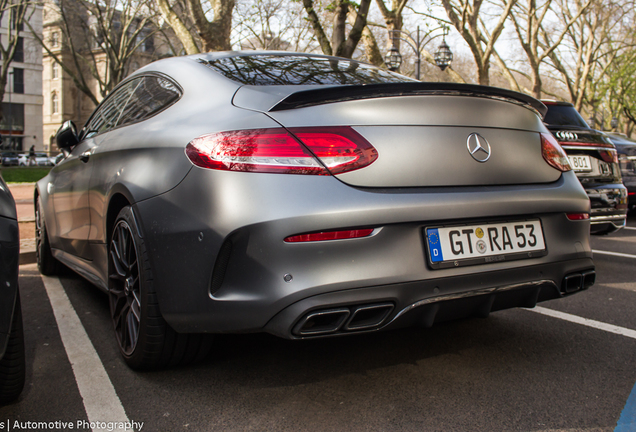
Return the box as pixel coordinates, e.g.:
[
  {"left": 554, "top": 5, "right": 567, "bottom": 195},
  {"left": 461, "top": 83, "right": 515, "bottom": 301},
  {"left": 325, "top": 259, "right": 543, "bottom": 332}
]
[{"left": 36, "top": 52, "right": 595, "bottom": 369}]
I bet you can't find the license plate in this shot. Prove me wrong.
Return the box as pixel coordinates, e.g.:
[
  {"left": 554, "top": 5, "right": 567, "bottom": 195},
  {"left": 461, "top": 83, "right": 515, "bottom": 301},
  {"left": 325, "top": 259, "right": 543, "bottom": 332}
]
[
  {"left": 568, "top": 155, "right": 592, "bottom": 172},
  {"left": 425, "top": 220, "right": 546, "bottom": 269}
]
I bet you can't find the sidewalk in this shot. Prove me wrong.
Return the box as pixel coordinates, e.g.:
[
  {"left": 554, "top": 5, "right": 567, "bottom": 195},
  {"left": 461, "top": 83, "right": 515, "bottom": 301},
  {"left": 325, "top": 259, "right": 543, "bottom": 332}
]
[{"left": 8, "top": 182, "right": 36, "bottom": 265}]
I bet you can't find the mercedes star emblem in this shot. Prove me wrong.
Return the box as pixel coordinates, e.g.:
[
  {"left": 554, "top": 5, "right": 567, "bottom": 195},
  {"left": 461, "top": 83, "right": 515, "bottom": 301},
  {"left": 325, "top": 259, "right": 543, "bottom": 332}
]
[{"left": 466, "top": 133, "right": 491, "bottom": 163}]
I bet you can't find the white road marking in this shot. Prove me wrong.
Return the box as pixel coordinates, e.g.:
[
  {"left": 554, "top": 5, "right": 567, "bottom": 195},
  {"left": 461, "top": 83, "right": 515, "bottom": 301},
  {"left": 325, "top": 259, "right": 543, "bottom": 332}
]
[
  {"left": 593, "top": 250, "right": 636, "bottom": 259},
  {"left": 528, "top": 306, "right": 636, "bottom": 340},
  {"left": 42, "top": 275, "right": 132, "bottom": 432}
]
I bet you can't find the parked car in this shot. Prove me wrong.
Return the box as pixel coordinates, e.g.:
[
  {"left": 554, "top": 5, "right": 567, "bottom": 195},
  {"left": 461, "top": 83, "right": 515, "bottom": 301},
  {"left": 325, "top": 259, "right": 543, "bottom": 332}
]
[
  {"left": 607, "top": 132, "right": 636, "bottom": 211},
  {"left": 18, "top": 152, "right": 54, "bottom": 167},
  {"left": 542, "top": 101, "right": 628, "bottom": 234},
  {"left": 37, "top": 52, "right": 595, "bottom": 369},
  {"left": 1, "top": 152, "right": 19, "bottom": 167},
  {"left": 0, "top": 175, "right": 25, "bottom": 404}
]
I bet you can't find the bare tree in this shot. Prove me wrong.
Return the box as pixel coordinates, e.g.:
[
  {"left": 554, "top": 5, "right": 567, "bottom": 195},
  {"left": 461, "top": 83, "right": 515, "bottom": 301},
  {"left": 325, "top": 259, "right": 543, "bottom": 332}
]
[
  {"left": 440, "top": 0, "right": 517, "bottom": 85},
  {"left": 0, "top": 0, "right": 32, "bottom": 122},
  {"left": 233, "top": 0, "right": 316, "bottom": 52},
  {"left": 508, "top": 0, "right": 592, "bottom": 98},
  {"left": 154, "top": 0, "right": 234, "bottom": 53},
  {"left": 29, "top": 0, "right": 167, "bottom": 107},
  {"left": 301, "top": 0, "right": 372, "bottom": 58},
  {"left": 545, "top": 0, "right": 633, "bottom": 111}
]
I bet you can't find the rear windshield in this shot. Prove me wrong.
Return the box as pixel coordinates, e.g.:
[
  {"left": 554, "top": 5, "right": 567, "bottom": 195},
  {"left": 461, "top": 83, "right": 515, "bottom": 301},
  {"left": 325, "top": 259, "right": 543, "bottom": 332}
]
[
  {"left": 203, "top": 55, "right": 414, "bottom": 86},
  {"left": 543, "top": 104, "right": 590, "bottom": 128}
]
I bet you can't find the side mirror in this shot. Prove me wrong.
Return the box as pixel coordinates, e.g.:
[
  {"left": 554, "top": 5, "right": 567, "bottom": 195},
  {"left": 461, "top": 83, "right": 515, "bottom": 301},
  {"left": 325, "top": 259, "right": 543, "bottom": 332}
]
[{"left": 56, "top": 121, "right": 79, "bottom": 154}]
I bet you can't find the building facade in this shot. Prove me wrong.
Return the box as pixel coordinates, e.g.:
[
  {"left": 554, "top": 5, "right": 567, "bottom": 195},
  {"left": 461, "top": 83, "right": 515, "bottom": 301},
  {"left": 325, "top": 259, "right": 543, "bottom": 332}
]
[{"left": 0, "top": 4, "right": 44, "bottom": 154}]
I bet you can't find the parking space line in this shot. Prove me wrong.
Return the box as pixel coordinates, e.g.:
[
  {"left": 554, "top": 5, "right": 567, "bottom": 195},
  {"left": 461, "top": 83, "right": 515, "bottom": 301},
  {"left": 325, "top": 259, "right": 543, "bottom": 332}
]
[
  {"left": 527, "top": 306, "right": 636, "bottom": 339},
  {"left": 593, "top": 250, "right": 636, "bottom": 259},
  {"left": 42, "top": 275, "right": 132, "bottom": 432}
]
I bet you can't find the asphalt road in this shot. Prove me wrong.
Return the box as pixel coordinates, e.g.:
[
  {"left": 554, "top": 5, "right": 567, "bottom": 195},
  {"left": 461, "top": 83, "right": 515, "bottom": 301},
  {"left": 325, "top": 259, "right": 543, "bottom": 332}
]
[{"left": 2, "top": 215, "right": 636, "bottom": 432}]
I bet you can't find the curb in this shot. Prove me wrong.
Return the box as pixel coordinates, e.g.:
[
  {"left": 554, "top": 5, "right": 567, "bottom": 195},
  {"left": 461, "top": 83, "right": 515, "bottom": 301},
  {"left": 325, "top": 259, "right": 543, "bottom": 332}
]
[{"left": 20, "top": 251, "right": 36, "bottom": 265}]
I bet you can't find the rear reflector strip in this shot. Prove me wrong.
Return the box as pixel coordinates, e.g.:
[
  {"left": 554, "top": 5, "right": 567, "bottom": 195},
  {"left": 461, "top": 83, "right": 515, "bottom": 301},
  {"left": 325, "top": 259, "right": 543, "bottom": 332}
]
[
  {"left": 566, "top": 213, "right": 590, "bottom": 221},
  {"left": 285, "top": 229, "right": 375, "bottom": 243}
]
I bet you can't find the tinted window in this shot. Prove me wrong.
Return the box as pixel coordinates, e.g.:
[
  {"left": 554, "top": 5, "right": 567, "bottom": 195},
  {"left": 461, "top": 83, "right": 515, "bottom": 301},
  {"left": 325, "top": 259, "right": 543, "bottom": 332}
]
[
  {"left": 204, "top": 55, "right": 414, "bottom": 86},
  {"left": 85, "top": 79, "right": 140, "bottom": 137},
  {"left": 13, "top": 68, "right": 24, "bottom": 94},
  {"left": 116, "top": 76, "right": 180, "bottom": 127},
  {"left": 14, "top": 37, "right": 23, "bottom": 62},
  {"left": 544, "top": 105, "right": 589, "bottom": 128}
]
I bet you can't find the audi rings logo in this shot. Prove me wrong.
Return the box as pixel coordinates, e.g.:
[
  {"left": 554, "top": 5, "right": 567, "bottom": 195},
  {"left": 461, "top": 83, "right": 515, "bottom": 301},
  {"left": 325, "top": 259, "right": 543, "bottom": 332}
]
[
  {"left": 466, "top": 133, "right": 491, "bottom": 163},
  {"left": 555, "top": 131, "right": 578, "bottom": 141}
]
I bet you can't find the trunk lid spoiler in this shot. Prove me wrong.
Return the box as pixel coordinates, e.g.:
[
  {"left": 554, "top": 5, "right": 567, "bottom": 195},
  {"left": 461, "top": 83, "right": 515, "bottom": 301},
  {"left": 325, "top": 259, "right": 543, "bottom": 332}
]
[{"left": 233, "top": 83, "right": 547, "bottom": 119}]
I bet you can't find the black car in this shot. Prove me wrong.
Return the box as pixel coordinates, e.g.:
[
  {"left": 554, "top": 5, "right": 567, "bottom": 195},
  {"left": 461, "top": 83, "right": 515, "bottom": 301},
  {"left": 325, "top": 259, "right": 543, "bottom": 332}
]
[
  {"left": 607, "top": 132, "right": 636, "bottom": 212},
  {"left": 0, "top": 175, "right": 25, "bottom": 404},
  {"left": 543, "top": 101, "right": 628, "bottom": 234}
]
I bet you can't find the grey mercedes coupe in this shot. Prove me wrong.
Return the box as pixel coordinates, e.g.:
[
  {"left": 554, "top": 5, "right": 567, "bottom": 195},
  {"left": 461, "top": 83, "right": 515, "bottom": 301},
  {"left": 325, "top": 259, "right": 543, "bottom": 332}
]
[{"left": 36, "top": 52, "right": 595, "bottom": 369}]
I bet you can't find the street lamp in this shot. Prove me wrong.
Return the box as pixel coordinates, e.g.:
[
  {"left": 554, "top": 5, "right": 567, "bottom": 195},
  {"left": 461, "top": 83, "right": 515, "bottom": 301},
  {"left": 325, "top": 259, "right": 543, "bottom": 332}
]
[
  {"left": 384, "top": 47, "right": 402, "bottom": 72},
  {"left": 385, "top": 25, "right": 453, "bottom": 79},
  {"left": 434, "top": 27, "right": 453, "bottom": 71}
]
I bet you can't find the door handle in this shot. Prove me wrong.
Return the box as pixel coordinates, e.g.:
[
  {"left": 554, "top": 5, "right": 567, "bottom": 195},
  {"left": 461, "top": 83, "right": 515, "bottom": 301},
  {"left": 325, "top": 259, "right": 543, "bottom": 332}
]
[{"left": 80, "top": 150, "right": 91, "bottom": 163}]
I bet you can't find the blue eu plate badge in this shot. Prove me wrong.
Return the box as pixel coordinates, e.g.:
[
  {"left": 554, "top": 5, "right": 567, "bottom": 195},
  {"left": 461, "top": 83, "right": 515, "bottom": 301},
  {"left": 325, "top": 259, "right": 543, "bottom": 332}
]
[{"left": 427, "top": 229, "right": 443, "bottom": 263}]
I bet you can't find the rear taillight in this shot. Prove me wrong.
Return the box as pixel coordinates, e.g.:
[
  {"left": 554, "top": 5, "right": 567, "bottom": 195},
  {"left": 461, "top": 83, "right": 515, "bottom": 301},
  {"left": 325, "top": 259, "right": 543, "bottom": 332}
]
[
  {"left": 284, "top": 229, "right": 375, "bottom": 243},
  {"left": 185, "top": 127, "right": 377, "bottom": 175},
  {"left": 541, "top": 133, "right": 572, "bottom": 172},
  {"left": 599, "top": 149, "right": 618, "bottom": 164},
  {"left": 289, "top": 127, "right": 378, "bottom": 175},
  {"left": 566, "top": 213, "right": 589, "bottom": 221}
]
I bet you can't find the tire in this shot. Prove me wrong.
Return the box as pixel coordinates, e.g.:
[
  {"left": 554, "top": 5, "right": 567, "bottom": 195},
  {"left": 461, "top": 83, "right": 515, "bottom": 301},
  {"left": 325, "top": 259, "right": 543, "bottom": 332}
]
[
  {"left": 108, "top": 206, "right": 211, "bottom": 369},
  {"left": 35, "top": 196, "right": 59, "bottom": 275},
  {"left": 0, "top": 291, "right": 26, "bottom": 405}
]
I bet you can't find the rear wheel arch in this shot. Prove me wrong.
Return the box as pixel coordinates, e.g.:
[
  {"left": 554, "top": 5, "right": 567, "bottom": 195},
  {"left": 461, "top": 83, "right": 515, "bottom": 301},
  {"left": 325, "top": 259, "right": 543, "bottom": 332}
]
[{"left": 106, "top": 193, "right": 133, "bottom": 244}]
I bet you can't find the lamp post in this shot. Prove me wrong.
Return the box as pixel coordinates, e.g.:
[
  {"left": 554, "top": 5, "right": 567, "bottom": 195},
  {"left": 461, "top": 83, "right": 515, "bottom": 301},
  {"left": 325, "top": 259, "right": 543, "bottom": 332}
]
[
  {"left": 7, "top": 70, "right": 13, "bottom": 151},
  {"left": 385, "top": 25, "right": 453, "bottom": 79}
]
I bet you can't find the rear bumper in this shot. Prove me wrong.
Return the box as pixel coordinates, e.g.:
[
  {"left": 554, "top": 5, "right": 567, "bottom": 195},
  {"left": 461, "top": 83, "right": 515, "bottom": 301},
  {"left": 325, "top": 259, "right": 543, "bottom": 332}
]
[
  {"left": 584, "top": 183, "right": 628, "bottom": 234},
  {"left": 135, "top": 170, "right": 593, "bottom": 334},
  {"left": 264, "top": 259, "right": 595, "bottom": 339}
]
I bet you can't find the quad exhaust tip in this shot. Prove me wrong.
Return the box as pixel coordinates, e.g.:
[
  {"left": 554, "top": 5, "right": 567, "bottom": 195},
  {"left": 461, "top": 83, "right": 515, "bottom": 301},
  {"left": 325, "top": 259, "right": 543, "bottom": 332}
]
[
  {"left": 562, "top": 269, "right": 595, "bottom": 294},
  {"left": 293, "top": 303, "right": 394, "bottom": 337}
]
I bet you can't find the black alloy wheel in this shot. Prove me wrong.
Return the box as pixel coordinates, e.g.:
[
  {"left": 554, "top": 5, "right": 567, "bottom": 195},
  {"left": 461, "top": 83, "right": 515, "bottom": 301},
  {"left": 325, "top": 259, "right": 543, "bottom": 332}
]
[
  {"left": 108, "top": 206, "right": 213, "bottom": 369},
  {"left": 109, "top": 218, "right": 142, "bottom": 356}
]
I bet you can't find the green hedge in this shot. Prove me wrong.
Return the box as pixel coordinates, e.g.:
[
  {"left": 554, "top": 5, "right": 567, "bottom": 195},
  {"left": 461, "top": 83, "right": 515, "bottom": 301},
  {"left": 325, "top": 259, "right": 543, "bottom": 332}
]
[{"left": 0, "top": 167, "right": 51, "bottom": 183}]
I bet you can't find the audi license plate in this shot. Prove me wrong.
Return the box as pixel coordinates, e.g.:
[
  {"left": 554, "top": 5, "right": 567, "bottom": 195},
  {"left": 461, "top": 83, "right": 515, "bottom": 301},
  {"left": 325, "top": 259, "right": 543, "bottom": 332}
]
[
  {"left": 568, "top": 155, "right": 592, "bottom": 172},
  {"left": 425, "top": 220, "right": 547, "bottom": 269}
]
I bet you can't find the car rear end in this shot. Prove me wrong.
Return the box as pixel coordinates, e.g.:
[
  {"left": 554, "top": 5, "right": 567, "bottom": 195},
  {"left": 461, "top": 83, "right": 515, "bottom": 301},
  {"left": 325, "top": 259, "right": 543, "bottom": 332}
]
[
  {"left": 135, "top": 54, "right": 595, "bottom": 339},
  {"left": 543, "top": 101, "right": 628, "bottom": 233}
]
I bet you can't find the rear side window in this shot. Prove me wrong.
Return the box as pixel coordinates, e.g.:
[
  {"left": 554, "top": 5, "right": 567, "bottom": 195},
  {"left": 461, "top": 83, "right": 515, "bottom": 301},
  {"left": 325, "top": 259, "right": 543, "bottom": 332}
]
[
  {"left": 203, "top": 55, "right": 414, "bottom": 86},
  {"left": 544, "top": 105, "right": 590, "bottom": 128},
  {"left": 84, "top": 79, "right": 140, "bottom": 137},
  {"left": 117, "top": 76, "right": 181, "bottom": 127}
]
